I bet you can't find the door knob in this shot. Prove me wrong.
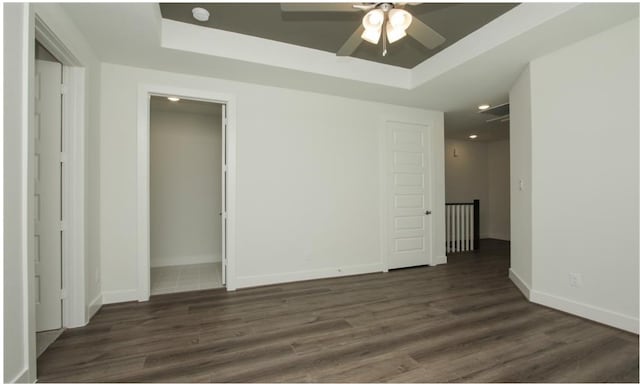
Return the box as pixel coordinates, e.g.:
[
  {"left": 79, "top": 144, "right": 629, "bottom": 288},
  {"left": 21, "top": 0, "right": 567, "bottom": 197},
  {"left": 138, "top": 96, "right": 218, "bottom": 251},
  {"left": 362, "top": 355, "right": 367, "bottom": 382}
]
[{"left": 425, "top": 210, "right": 432, "bottom": 215}]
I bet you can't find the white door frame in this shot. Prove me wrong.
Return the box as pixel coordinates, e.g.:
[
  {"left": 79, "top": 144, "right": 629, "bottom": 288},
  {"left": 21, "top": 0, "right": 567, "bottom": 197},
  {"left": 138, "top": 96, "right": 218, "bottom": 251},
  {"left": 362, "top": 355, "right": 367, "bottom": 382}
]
[
  {"left": 33, "top": 14, "right": 87, "bottom": 329},
  {"left": 137, "top": 84, "right": 238, "bottom": 301},
  {"left": 379, "top": 117, "right": 438, "bottom": 270}
]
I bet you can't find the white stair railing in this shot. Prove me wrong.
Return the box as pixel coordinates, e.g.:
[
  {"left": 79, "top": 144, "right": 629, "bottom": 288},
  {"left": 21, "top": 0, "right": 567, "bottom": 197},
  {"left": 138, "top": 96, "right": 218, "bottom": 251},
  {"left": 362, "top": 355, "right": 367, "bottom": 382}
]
[{"left": 445, "top": 200, "right": 479, "bottom": 253}]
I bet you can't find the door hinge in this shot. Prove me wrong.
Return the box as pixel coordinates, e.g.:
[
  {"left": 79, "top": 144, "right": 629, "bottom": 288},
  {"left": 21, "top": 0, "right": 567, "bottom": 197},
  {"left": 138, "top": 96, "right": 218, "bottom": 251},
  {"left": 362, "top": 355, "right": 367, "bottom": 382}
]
[
  {"left": 223, "top": 164, "right": 228, "bottom": 172},
  {"left": 222, "top": 212, "right": 228, "bottom": 219},
  {"left": 59, "top": 221, "right": 66, "bottom": 231},
  {"left": 60, "top": 152, "right": 67, "bottom": 163},
  {"left": 61, "top": 83, "right": 68, "bottom": 95},
  {"left": 60, "top": 289, "right": 68, "bottom": 300}
]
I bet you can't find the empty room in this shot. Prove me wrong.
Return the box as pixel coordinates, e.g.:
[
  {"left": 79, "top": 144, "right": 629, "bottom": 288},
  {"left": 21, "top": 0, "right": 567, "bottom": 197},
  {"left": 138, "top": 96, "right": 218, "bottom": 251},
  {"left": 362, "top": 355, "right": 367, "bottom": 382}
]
[{"left": 4, "top": 2, "right": 639, "bottom": 383}]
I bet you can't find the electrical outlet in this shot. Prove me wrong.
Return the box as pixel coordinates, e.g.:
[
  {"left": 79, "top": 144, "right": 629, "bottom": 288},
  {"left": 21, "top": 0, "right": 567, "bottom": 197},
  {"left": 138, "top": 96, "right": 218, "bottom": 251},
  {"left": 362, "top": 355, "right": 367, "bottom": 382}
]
[{"left": 569, "top": 272, "right": 582, "bottom": 287}]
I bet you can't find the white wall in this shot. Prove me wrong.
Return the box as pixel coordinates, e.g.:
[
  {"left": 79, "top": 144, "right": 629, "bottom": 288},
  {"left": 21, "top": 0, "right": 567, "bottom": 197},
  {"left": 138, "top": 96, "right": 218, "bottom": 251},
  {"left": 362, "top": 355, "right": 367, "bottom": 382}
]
[
  {"left": 99, "top": 63, "right": 444, "bottom": 299},
  {"left": 487, "top": 140, "right": 510, "bottom": 240},
  {"left": 4, "top": 4, "right": 32, "bottom": 382},
  {"left": 530, "top": 18, "right": 639, "bottom": 332},
  {"left": 445, "top": 139, "right": 510, "bottom": 240},
  {"left": 509, "top": 66, "right": 533, "bottom": 293},
  {"left": 4, "top": 4, "right": 103, "bottom": 381},
  {"left": 510, "top": 18, "right": 639, "bottom": 332},
  {"left": 150, "top": 109, "right": 222, "bottom": 267}
]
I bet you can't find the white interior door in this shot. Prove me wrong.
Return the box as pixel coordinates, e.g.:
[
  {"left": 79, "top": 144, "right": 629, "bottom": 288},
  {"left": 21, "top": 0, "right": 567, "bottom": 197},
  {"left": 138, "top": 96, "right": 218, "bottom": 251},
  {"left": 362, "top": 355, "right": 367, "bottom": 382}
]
[
  {"left": 221, "top": 104, "right": 227, "bottom": 286},
  {"left": 385, "top": 121, "right": 432, "bottom": 269},
  {"left": 34, "top": 59, "right": 63, "bottom": 331}
]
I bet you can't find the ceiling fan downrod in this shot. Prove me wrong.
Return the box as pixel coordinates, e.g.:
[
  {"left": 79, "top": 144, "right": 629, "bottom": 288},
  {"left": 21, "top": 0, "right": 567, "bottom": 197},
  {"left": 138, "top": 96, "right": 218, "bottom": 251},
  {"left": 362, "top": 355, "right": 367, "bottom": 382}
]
[{"left": 382, "top": 23, "right": 388, "bottom": 56}]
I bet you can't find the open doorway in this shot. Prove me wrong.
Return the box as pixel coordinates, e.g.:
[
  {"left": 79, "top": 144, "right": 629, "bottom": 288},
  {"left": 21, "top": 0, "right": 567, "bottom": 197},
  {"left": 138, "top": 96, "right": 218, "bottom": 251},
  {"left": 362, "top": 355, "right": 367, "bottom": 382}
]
[
  {"left": 443, "top": 105, "right": 511, "bottom": 254},
  {"left": 149, "top": 96, "right": 226, "bottom": 295}
]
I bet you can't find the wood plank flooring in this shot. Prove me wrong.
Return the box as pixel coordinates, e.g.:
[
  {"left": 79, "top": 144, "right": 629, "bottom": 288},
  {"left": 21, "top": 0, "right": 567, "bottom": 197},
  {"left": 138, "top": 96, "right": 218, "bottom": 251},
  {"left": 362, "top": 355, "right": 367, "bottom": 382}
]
[{"left": 38, "top": 240, "right": 639, "bottom": 382}]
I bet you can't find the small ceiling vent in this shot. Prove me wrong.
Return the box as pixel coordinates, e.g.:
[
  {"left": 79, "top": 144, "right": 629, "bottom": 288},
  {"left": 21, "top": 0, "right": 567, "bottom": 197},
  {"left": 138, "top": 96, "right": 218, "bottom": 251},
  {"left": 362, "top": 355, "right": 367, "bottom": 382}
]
[{"left": 479, "top": 102, "right": 509, "bottom": 123}]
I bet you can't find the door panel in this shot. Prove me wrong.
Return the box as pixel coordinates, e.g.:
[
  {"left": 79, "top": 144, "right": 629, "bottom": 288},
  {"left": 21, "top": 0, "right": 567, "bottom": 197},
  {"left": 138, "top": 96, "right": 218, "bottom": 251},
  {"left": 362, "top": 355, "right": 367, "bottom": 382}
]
[
  {"left": 35, "top": 59, "right": 63, "bottom": 331},
  {"left": 386, "top": 121, "right": 432, "bottom": 269}
]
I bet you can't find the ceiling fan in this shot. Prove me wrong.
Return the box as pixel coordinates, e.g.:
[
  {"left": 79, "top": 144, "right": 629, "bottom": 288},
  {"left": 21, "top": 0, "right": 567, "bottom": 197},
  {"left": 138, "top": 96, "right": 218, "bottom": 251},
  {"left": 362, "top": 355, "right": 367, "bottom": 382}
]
[{"left": 280, "top": 3, "right": 446, "bottom": 57}]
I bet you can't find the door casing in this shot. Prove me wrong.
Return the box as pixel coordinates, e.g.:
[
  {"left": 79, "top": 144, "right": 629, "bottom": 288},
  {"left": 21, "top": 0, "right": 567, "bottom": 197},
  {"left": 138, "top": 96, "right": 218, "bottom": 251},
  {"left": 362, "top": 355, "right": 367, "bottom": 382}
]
[
  {"left": 137, "top": 85, "right": 238, "bottom": 300},
  {"left": 379, "top": 117, "right": 443, "bottom": 271},
  {"left": 33, "top": 16, "right": 87, "bottom": 330}
]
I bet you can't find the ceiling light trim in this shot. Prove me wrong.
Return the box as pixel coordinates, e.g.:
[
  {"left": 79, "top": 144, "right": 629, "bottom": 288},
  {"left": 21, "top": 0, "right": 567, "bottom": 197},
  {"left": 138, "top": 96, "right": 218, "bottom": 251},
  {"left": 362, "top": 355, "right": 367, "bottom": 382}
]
[{"left": 161, "top": 19, "right": 411, "bottom": 89}]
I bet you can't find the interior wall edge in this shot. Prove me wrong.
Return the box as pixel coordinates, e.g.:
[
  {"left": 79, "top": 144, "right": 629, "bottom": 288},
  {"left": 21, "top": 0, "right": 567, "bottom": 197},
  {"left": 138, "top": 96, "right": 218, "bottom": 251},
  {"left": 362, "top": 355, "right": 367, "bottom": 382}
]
[
  {"left": 101, "top": 289, "right": 139, "bottom": 305},
  {"left": 432, "top": 255, "right": 447, "bottom": 266},
  {"left": 509, "top": 268, "right": 531, "bottom": 299},
  {"left": 530, "top": 289, "right": 640, "bottom": 334},
  {"left": 87, "top": 293, "right": 102, "bottom": 322}
]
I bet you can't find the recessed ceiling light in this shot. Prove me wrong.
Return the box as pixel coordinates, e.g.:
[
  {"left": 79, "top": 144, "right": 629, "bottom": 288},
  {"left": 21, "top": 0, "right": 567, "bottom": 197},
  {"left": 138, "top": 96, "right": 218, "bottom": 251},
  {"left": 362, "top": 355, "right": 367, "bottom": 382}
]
[
  {"left": 167, "top": 97, "right": 180, "bottom": 102},
  {"left": 478, "top": 104, "right": 490, "bottom": 110},
  {"left": 469, "top": 134, "right": 478, "bottom": 139},
  {"left": 192, "top": 7, "right": 210, "bottom": 22}
]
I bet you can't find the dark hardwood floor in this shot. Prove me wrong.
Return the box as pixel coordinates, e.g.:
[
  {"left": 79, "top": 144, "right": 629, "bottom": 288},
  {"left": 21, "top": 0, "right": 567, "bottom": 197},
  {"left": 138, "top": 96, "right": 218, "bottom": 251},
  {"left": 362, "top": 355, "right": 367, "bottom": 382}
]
[{"left": 38, "top": 240, "right": 639, "bottom": 382}]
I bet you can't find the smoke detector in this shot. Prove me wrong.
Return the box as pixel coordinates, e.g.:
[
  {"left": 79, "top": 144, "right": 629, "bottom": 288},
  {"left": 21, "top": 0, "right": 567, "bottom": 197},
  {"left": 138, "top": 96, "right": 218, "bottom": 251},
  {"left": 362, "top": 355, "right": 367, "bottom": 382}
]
[{"left": 192, "top": 7, "right": 210, "bottom": 22}]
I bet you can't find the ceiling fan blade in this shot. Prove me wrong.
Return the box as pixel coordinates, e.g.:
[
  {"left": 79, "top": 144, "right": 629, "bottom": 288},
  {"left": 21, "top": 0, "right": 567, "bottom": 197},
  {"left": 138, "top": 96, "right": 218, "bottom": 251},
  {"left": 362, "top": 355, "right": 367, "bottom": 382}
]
[
  {"left": 336, "top": 25, "right": 365, "bottom": 56},
  {"left": 406, "top": 18, "right": 446, "bottom": 49},
  {"left": 352, "top": 4, "right": 376, "bottom": 11},
  {"left": 280, "top": 3, "right": 361, "bottom": 12}
]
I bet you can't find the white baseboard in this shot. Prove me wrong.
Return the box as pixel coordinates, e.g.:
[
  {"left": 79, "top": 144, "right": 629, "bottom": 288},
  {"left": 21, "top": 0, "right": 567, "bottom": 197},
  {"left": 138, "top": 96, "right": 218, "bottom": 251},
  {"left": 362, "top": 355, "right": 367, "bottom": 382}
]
[
  {"left": 432, "top": 255, "right": 447, "bottom": 265},
  {"left": 487, "top": 233, "right": 511, "bottom": 241},
  {"left": 530, "top": 289, "right": 639, "bottom": 334},
  {"left": 88, "top": 294, "right": 102, "bottom": 320},
  {"left": 8, "top": 366, "right": 29, "bottom": 383},
  {"left": 150, "top": 253, "right": 221, "bottom": 268},
  {"left": 102, "top": 289, "right": 139, "bottom": 304},
  {"left": 509, "top": 268, "right": 531, "bottom": 299},
  {"left": 235, "top": 263, "right": 384, "bottom": 289}
]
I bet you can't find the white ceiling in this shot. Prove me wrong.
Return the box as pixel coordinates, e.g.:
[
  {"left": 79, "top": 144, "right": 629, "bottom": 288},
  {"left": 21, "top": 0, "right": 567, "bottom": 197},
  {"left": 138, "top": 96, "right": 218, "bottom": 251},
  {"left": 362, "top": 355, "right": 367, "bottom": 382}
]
[{"left": 61, "top": 2, "right": 638, "bottom": 141}]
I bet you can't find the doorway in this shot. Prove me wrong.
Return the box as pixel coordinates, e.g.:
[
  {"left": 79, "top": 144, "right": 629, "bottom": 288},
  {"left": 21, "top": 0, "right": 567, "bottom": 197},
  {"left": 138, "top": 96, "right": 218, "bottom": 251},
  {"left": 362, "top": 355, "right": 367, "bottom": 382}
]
[{"left": 149, "top": 96, "right": 226, "bottom": 295}]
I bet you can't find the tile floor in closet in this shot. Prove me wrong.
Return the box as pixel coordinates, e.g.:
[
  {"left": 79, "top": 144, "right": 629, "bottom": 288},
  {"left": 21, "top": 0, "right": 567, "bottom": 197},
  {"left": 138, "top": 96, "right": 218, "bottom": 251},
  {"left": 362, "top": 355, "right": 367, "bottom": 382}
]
[{"left": 150, "top": 262, "right": 223, "bottom": 295}]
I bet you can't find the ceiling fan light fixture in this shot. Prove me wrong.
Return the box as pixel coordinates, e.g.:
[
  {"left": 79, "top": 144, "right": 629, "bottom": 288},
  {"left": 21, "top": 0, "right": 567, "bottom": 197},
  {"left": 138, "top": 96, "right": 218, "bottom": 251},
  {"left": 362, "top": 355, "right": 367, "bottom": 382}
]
[
  {"left": 361, "top": 27, "right": 382, "bottom": 44},
  {"left": 386, "top": 24, "right": 407, "bottom": 44},
  {"left": 388, "top": 8, "right": 412, "bottom": 30},
  {"left": 362, "top": 9, "right": 384, "bottom": 30}
]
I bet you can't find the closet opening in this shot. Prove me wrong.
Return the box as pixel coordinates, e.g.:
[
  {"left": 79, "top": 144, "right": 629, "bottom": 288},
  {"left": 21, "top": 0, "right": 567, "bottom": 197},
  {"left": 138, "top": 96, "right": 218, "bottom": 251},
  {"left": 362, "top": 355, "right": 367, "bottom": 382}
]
[{"left": 149, "top": 96, "right": 227, "bottom": 295}]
